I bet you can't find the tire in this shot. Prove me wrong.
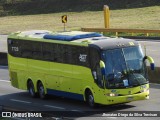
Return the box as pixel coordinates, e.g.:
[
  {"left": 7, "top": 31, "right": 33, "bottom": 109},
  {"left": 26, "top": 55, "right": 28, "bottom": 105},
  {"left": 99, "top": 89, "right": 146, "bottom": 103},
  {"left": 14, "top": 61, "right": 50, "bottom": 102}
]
[
  {"left": 37, "top": 82, "right": 46, "bottom": 99},
  {"left": 86, "top": 90, "right": 96, "bottom": 108},
  {"left": 27, "top": 80, "right": 36, "bottom": 97}
]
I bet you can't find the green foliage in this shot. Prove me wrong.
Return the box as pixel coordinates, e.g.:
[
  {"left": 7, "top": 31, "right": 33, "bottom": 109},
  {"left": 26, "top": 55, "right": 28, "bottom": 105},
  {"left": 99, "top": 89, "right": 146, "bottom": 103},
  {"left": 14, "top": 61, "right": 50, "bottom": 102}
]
[{"left": 0, "top": 0, "right": 160, "bottom": 16}]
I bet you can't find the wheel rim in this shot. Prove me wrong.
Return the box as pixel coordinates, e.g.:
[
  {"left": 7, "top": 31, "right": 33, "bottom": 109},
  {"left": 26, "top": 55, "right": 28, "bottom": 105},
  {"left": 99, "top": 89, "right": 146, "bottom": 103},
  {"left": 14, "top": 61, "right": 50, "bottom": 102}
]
[
  {"left": 28, "top": 81, "right": 35, "bottom": 97},
  {"left": 88, "top": 94, "right": 94, "bottom": 107},
  {"left": 39, "top": 83, "right": 45, "bottom": 98},
  {"left": 29, "top": 87, "right": 34, "bottom": 96}
]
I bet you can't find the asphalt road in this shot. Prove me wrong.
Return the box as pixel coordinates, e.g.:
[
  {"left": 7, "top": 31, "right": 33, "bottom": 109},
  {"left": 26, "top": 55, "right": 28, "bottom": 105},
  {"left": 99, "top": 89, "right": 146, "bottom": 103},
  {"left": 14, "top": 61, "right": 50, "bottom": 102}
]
[{"left": 0, "top": 67, "right": 160, "bottom": 120}]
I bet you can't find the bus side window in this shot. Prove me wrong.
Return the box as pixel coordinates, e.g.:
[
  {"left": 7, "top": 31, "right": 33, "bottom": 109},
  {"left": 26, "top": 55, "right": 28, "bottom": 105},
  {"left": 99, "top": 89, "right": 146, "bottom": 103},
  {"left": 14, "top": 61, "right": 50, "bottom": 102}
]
[
  {"left": 8, "top": 39, "right": 21, "bottom": 57},
  {"left": 21, "top": 41, "right": 32, "bottom": 58},
  {"left": 32, "top": 42, "right": 42, "bottom": 60},
  {"left": 52, "top": 44, "right": 58, "bottom": 62},
  {"left": 42, "top": 43, "right": 52, "bottom": 61},
  {"left": 64, "top": 45, "right": 73, "bottom": 64},
  {"left": 72, "top": 46, "right": 78, "bottom": 65},
  {"left": 62, "top": 45, "right": 68, "bottom": 63},
  {"left": 54, "top": 44, "right": 64, "bottom": 63}
]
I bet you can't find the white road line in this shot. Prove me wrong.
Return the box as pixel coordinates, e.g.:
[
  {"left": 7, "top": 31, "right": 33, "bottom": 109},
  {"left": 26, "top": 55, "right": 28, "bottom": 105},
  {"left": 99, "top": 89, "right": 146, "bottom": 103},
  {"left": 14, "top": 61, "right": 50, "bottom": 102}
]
[
  {"left": 0, "top": 66, "right": 8, "bottom": 68},
  {"left": 150, "top": 83, "right": 160, "bottom": 86},
  {"left": 10, "top": 99, "right": 31, "bottom": 104},
  {"left": 71, "top": 109, "right": 84, "bottom": 113},
  {"left": 106, "top": 117, "right": 117, "bottom": 119},
  {"left": 44, "top": 105, "right": 65, "bottom": 110},
  {"left": 0, "top": 79, "right": 10, "bottom": 82}
]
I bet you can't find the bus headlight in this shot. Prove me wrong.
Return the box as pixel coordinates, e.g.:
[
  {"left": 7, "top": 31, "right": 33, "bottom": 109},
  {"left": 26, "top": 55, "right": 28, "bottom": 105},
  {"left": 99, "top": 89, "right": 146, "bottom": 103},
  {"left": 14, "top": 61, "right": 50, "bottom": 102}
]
[
  {"left": 106, "top": 93, "right": 118, "bottom": 97},
  {"left": 140, "top": 88, "right": 149, "bottom": 93}
]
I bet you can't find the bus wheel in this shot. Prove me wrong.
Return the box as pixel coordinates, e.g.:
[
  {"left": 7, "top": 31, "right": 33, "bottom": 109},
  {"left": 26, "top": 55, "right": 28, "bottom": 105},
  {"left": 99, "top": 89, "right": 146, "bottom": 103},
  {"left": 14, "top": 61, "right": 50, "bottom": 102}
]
[
  {"left": 27, "top": 80, "right": 36, "bottom": 97},
  {"left": 37, "top": 82, "right": 46, "bottom": 99},
  {"left": 86, "top": 90, "right": 96, "bottom": 108}
]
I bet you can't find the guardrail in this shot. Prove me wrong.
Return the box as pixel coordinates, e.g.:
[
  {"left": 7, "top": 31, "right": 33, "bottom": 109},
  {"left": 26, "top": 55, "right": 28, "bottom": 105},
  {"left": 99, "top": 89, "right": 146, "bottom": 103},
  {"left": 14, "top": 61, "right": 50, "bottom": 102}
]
[{"left": 81, "top": 28, "right": 160, "bottom": 37}]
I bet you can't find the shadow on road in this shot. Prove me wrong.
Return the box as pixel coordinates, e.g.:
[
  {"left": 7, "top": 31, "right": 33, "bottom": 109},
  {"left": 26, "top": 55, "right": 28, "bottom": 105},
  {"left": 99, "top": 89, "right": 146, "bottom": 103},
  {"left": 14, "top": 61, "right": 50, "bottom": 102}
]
[{"left": 0, "top": 91, "right": 135, "bottom": 118}]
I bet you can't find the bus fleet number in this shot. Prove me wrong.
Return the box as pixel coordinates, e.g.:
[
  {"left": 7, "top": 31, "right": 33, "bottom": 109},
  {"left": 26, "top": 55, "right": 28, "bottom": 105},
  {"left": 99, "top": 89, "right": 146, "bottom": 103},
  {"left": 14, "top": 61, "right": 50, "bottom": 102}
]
[{"left": 12, "top": 47, "right": 19, "bottom": 52}]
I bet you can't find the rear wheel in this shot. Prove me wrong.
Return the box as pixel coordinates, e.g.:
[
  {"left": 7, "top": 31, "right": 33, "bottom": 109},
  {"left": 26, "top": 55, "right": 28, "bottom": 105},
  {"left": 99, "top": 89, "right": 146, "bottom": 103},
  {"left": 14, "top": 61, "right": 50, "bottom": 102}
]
[
  {"left": 27, "top": 80, "right": 36, "bottom": 97},
  {"left": 37, "top": 82, "right": 46, "bottom": 99}
]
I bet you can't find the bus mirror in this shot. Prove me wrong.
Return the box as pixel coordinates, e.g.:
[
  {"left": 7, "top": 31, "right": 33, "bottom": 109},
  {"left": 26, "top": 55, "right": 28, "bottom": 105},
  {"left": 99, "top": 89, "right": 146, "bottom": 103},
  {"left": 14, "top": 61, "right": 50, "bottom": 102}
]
[
  {"left": 100, "top": 60, "right": 105, "bottom": 75},
  {"left": 143, "top": 56, "right": 155, "bottom": 70}
]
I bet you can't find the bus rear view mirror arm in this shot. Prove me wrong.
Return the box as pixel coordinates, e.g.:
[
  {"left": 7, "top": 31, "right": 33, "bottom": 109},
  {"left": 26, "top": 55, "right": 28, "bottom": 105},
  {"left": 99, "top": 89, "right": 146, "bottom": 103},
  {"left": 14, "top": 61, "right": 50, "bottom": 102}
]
[
  {"left": 100, "top": 60, "right": 106, "bottom": 76},
  {"left": 143, "top": 56, "right": 155, "bottom": 70}
]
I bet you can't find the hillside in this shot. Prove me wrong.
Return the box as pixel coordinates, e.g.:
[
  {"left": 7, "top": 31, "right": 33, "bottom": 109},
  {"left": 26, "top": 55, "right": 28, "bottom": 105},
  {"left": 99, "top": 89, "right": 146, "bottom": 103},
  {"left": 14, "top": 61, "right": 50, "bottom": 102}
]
[
  {"left": 0, "top": 6, "right": 160, "bottom": 34},
  {"left": 0, "top": 0, "right": 160, "bottom": 16}
]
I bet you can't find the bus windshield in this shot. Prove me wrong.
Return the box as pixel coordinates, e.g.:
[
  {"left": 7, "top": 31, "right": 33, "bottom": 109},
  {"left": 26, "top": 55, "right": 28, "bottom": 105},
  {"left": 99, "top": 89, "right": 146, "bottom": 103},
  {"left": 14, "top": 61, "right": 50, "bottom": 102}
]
[{"left": 103, "top": 46, "right": 147, "bottom": 89}]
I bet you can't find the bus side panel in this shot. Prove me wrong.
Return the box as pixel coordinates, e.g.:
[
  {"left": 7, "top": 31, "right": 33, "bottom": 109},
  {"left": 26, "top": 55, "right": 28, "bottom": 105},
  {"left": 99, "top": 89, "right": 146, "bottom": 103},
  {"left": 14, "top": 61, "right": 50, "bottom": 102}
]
[
  {"left": 17, "top": 70, "right": 28, "bottom": 90},
  {"left": 72, "top": 65, "right": 92, "bottom": 94},
  {"left": 47, "top": 62, "right": 86, "bottom": 100},
  {"left": 27, "top": 59, "right": 50, "bottom": 92},
  {"left": 8, "top": 54, "right": 28, "bottom": 90},
  {"left": 45, "top": 75, "right": 59, "bottom": 90},
  {"left": 49, "top": 62, "right": 73, "bottom": 92},
  {"left": 72, "top": 65, "right": 108, "bottom": 104}
]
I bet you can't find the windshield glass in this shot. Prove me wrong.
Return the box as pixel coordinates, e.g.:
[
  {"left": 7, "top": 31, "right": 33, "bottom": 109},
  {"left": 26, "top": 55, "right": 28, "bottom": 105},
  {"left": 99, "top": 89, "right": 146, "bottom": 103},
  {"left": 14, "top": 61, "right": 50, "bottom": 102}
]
[{"left": 103, "top": 46, "right": 147, "bottom": 89}]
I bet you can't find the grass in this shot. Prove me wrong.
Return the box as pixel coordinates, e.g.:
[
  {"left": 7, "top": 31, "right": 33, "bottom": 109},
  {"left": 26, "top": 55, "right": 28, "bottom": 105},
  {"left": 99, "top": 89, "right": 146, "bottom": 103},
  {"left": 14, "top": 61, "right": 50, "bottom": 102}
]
[{"left": 0, "top": 6, "right": 160, "bottom": 34}]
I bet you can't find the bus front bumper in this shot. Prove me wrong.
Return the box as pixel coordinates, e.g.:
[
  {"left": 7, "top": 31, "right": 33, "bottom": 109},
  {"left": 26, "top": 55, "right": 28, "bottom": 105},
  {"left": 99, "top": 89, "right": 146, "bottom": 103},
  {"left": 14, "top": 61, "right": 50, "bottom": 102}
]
[{"left": 103, "top": 91, "right": 149, "bottom": 105}]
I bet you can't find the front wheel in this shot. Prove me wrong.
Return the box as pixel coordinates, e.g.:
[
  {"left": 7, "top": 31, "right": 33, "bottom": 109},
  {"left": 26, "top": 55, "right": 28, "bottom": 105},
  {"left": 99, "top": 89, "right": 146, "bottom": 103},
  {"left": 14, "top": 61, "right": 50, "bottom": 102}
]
[
  {"left": 37, "top": 82, "right": 46, "bottom": 99},
  {"left": 86, "top": 91, "right": 96, "bottom": 108}
]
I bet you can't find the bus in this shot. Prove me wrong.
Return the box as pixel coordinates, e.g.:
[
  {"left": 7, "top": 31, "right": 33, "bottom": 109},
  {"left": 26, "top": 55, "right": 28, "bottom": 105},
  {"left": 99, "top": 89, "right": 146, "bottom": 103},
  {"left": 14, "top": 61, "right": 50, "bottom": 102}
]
[{"left": 7, "top": 30, "right": 155, "bottom": 107}]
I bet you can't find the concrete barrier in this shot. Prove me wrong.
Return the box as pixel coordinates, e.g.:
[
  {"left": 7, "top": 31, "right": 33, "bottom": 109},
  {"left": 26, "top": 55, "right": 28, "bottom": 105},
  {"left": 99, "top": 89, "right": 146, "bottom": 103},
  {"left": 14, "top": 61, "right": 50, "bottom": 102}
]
[
  {"left": 148, "top": 67, "right": 160, "bottom": 84},
  {"left": 0, "top": 52, "right": 8, "bottom": 66}
]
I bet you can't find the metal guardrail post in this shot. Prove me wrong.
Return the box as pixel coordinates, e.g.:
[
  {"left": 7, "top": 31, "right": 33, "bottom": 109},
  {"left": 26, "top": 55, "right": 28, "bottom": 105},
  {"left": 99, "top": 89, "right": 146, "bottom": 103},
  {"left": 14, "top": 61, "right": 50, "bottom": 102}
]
[
  {"left": 116, "top": 32, "right": 118, "bottom": 37},
  {"left": 104, "top": 5, "right": 110, "bottom": 29}
]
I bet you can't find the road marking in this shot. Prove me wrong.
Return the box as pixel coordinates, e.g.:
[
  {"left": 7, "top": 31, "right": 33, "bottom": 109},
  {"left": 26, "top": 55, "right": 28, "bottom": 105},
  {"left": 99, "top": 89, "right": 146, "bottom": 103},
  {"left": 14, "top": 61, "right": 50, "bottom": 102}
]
[
  {"left": 71, "top": 109, "right": 84, "bottom": 113},
  {"left": 150, "top": 83, "right": 160, "bottom": 86},
  {"left": 106, "top": 117, "right": 117, "bottom": 119},
  {"left": 0, "top": 66, "right": 8, "bottom": 68},
  {"left": 10, "top": 99, "right": 31, "bottom": 104},
  {"left": 0, "top": 79, "right": 10, "bottom": 82},
  {"left": 44, "top": 105, "right": 65, "bottom": 110}
]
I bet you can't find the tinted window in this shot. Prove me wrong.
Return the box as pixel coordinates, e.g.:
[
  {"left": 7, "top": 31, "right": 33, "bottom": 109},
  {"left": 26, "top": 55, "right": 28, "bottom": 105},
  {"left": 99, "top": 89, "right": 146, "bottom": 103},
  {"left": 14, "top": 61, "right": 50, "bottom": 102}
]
[
  {"left": 8, "top": 39, "right": 21, "bottom": 57},
  {"left": 89, "top": 47, "right": 102, "bottom": 87},
  {"left": 21, "top": 41, "right": 32, "bottom": 58},
  {"left": 89, "top": 47, "right": 100, "bottom": 70},
  {"left": 8, "top": 39, "right": 90, "bottom": 68},
  {"left": 42, "top": 43, "right": 53, "bottom": 61},
  {"left": 32, "top": 42, "right": 42, "bottom": 60}
]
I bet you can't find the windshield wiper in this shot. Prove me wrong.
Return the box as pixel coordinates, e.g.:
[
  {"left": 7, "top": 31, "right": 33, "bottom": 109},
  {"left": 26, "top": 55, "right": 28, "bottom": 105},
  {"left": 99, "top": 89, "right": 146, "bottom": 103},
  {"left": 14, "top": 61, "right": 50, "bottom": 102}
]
[{"left": 127, "top": 66, "right": 141, "bottom": 86}]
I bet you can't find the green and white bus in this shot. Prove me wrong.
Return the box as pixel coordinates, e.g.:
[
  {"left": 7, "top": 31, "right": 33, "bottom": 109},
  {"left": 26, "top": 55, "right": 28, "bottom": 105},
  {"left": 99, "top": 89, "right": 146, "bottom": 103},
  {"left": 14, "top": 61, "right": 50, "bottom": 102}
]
[{"left": 7, "top": 30, "right": 154, "bottom": 107}]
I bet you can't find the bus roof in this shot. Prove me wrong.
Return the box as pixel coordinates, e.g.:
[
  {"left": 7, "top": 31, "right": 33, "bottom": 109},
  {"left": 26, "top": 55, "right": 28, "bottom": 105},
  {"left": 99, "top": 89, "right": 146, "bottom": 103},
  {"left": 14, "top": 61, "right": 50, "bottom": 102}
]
[
  {"left": 14, "top": 30, "right": 102, "bottom": 41},
  {"left": 89, "top": 38, "right": 139, "bottom": 50},
  {"left": 9, "top": 30, "right": 139, "bottom": 50}
]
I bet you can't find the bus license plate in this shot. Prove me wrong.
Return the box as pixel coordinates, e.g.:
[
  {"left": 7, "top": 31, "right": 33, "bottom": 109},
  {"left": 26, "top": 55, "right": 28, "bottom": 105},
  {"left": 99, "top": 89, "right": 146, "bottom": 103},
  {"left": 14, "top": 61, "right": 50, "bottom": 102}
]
[{"left": 127, "top": 97, "right": 133, "bottom": 101}]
